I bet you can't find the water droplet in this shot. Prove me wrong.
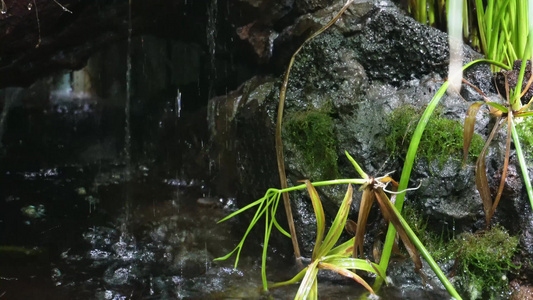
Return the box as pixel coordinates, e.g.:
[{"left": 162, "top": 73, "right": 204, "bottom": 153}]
[
  {"left": 176, "top": 90, "right": 182, "bottom": 118},
  {"left": 1, "top": 0, "right": 7, "bottom": 14},
  {"left": 27, "top": 3, "right": 32, "bottom": 10}
]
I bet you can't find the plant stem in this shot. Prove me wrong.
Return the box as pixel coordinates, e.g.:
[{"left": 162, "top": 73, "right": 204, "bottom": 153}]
[
  {"left": 387, "top": 197, "right": 463, "bottom": 300},
  {"left": 277, "top": 179, "right": 367, "bottom": 194},
  {"left": 510, "top": 118, "right": 533, "bottom": 210}
]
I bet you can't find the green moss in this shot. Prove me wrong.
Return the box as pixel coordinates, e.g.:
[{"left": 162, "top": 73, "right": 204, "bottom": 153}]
[
  {"left": 284, "top": 109, "right": 339, "bottom": 180},
  {"left": 402, "top": 206, "right": 453, "bottom": 262},
  {"left": 454, "top": 226, "right": 520, "bottom": 299},
  {"left": 385, "top": 105, "right": 485, "bottom": 167},
  {"left": 516, "top": 116, "right": 533, "bottom": 158},
  {"left": 403, "top": 206, "right": 520, "bottom": 299}
]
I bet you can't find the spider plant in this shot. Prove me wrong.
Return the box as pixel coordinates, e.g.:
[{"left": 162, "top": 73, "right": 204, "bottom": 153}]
[
  {"left": 463, "top": 66, "right": 533, "bottom": 228},
  {"left": 214, "top": 153, "right": 461, "bottom": 299},
  {"left": 270, "top": 181, "right": 378, "bottom": 299}
]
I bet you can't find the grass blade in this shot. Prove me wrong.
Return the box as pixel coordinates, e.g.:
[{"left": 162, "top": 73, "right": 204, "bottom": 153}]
[
  {"left": 295, "top": 260, "right": 320, "bottom": 300},
  {"left": 485, "top": 101, "right": 509, "bottom": 113},
  {"left": 510, "top": 118, "right": 533, "bottom": 210},
  {"left": 327, "top": 236, "right": 355, "bottom": 257},
  {"left": 318, "top": 184, "right": 354, "bottom": 257},
  {"left": 321, "top": 256, "right": 385, "bottom": 276},
  {"left": 269, "top": 267, "right": 308, "bottom": 289},
  {"left": 217, "top": 196, "right": 268, "bottom": 223},
  {"left": 345, "top": 151, "right": 369, "bottom": 179},
  {"left": 377, "top": 59, "right": 509, "bottom": 289},
  {"left": 303, "top": 180, "right": 326, "bottom": 260},
  {"left": 516, "top": 112, "right": 533, "bottom": 117},
  {"left": 318, "top": 262, "right": 375, "bottom": 294}
]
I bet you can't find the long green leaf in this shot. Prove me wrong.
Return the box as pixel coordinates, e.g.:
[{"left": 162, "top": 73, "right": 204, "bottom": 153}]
[
  {"left": 303, "top": 180, "right": 326, "bottom": 260},
  {"left": 327, "top": 236, "right": 355, "bottom": 257},
  {"left": 516, "top": 111, "right": 533, "bottom": 117},
  {"left": 217, "top": 196, "right": 267, "bottom": 223},
  {"left": 317, "top": 184, "right": 354, "bottom": 257},
  {"left": 318, "top": 262, "right": 374, "bottom": 294},
  {"left": 511, "top": 118, "right": 533, "bottom": 210},
  {"left": 345, "top": 151, "right": 368, "bottom": 179},
  {"left": 269, "top": 267, "right": 308, "bottom": 289},
  {"left": 384, "top": 191, "right": 463, "bottom": 300},
  {"left": 485, "top": 101, "right": 509, "bottom": 113},
  {"left": 295, "top": 260, "right": 320, "bottom": 300},
  {"left": 321, "top": 256, "right": 385, "bottom": 276}
]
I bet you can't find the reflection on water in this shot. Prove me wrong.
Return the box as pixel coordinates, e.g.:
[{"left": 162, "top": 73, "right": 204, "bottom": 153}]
[{"left": 0, "top": 165, "right": 267, "bottom": 299}]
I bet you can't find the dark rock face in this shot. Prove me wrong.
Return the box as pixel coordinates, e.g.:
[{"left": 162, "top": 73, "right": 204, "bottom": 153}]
[{"left": 351, "top": 8, "right": 448, "bottom": 84}]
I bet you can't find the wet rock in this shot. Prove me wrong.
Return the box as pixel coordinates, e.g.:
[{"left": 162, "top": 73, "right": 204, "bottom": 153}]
[{"left": 208, "top": 0, "right": 533, "bottom": 290}]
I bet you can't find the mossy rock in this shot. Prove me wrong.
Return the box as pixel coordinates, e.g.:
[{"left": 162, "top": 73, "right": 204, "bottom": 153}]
[
  {"left": 402, "top": 205, "right": 455, "bottom": 262},
  {"left": 385, "top": 105, "right": 485, "bottom": 167},
  {"left": 453, "top": 226, "right": 520, "bottom": 299},
  {"left": 283, "top": 108, "right": 339, "bottom": 181}
]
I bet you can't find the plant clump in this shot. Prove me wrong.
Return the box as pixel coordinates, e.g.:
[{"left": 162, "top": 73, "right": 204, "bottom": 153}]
[
  {"left": 385, "top": 105, "right": 484, "bottom": 167},
  {"left": 284, "top": 109, "right": 339, "bottom": 180},
  {"left": 453, "top": 226, "right": 519, "bottom": 299}
]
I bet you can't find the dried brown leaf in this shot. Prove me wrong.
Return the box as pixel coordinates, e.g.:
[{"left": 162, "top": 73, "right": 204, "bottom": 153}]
[
  {"left": 463, "top": 102, "right": 484, "bottom": 164},
  {"left": 374, "top": 188, "right": 423, "bottom": 273},
  {"left": 318, "top": 262, "right": 375, "bottom": 294},
  {"left": 475, "top": 118, "right": 503, "bottom": 227},
  {"left": 353, "top": 187, "right": 375, "bottom": 259},
  {"left": 345, "top": 219, "right": 357, "bottom": 236},
  {"left": 488, "top": 116, "right": 512, "bottom": 223}
]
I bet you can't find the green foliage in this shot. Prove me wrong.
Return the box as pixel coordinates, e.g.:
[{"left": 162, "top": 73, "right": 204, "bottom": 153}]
[
  {"left": 385, "top": 105, "right": 484, "bottom": 167},
  {"left": 516, "top": 117, "right": 533, "bottom": 158},
  {"left": 402, "top": 206, "right": 453, "bottom": 262},
  {"left": 453, "top": 226, "right": 519, "bottom": 299},
  {"left": 284, "top": 109, "right": 339, "bottom": 180},
  {"left": 403, "top": 208, "right": 520, "bottom": 299}
]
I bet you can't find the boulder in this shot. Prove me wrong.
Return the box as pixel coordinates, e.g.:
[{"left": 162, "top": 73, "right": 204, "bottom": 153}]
[{"left": 208, "top": 0, "right": 533, "bottom": 290}]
